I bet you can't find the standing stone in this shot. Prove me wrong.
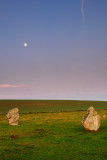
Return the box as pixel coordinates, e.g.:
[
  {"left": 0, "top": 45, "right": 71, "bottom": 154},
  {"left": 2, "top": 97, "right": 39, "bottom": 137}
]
[
  {"left": 6, "top": 108, "right": 19, "bottom": 126},
  {"left": 81, "top": 106, "right": 100, "bottom": 131}
]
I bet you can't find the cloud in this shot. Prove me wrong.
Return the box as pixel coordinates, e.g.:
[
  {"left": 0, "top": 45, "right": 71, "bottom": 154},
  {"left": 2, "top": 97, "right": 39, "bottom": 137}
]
[
  {"left": 81, "top": 0, "right": 85, "bottom": 24},
  {"left": 0, "top": 84, "right": 25, "bottom": 88}
]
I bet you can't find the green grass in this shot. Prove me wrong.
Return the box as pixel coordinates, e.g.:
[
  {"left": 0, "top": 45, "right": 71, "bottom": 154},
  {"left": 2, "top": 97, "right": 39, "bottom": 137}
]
[
  {"left": 0, "top": 100, "right": 107, "bottom": 114},
  {"left": 0, "top": 110, "right": 107, "bottom": 160}
]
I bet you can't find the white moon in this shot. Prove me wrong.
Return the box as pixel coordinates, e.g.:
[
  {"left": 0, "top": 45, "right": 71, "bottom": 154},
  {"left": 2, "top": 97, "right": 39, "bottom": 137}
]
[{"left": 24, "top": 43, "right": 27, "bottom": 47}]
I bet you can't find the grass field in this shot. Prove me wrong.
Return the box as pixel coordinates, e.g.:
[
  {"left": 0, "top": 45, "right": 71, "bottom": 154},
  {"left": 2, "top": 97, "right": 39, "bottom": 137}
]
[
  {"left": 0, "top": 100, "right": 107, "bottom": 114},
  {"left": 0, "top": 100, "right": 107, "bottom": 160}
]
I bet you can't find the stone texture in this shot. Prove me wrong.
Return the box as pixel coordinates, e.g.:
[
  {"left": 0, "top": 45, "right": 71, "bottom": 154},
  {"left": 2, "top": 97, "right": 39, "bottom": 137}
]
[
  {"left": 6, "top": 108, "right": 19, "bottom": 126},
  {"left": 81, "top": 106, "right": 100, "bottom": 131}
]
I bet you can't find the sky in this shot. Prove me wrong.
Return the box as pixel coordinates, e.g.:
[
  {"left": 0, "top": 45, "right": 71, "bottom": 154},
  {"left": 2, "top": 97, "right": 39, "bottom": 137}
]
[{"left": 0, "top": 0, "right": 107, "bottom": 100}]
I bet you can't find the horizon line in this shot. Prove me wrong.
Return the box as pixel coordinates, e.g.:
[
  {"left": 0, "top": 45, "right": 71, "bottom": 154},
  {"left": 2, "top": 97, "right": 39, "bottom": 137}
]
[{"left": 0, "top": 99, "right": 106, "bottom": 102}]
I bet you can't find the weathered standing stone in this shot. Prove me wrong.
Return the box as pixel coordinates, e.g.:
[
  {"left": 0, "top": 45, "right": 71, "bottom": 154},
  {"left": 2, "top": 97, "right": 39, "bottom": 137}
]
[
  {"left": 6, "top": 108, "right": 19, "bottom": 126},
  {"left": 81, "top": 106, "right": 100, "bottom": 131}
]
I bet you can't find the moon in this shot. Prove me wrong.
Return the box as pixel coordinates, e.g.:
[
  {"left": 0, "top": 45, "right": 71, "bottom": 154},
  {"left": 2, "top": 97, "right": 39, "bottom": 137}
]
[{"left": 24, "top": 43, "right": 27, "bottom": 47}]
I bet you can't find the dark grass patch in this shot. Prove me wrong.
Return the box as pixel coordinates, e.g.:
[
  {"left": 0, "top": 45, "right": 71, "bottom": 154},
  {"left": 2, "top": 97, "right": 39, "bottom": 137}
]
[
  {"left": 32, "top": 128, "right": 51, "bottom": 137},
  {"left": 83, "top": 129, "right": 104, "bottom": 133},
  {"left": 10, "top": 135, "right": 19, "bottom": 139},
  {"left": 68, "top": 136, "right": 74, "bottom": 138}
]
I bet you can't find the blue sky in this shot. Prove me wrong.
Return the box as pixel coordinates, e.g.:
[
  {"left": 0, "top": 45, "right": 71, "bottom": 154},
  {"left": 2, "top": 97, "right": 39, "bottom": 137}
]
[{"left": 0, "top": 0, "right": 107, "bottom": 100}]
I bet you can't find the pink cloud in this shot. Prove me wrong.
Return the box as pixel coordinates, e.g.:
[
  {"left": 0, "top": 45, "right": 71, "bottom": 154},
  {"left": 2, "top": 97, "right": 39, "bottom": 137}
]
[{"left": 0, "top": 84, "right": 26, "bottom": 88}]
